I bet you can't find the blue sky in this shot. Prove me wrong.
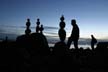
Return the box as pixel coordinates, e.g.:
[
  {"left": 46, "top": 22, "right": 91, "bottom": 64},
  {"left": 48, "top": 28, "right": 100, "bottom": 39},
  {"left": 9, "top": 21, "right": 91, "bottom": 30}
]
[{"left": 0, "top": 0, "right": 108, "bottom": 40}]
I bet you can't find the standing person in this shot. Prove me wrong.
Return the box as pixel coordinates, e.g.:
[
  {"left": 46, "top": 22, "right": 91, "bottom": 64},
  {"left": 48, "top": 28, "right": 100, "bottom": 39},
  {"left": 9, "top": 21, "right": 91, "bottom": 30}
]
[
  {"left": 67, "top": 19, "right": 80, "bottom": 49},
  {"left": 91, "top": 35, "right": 97, "bottom": 50}
]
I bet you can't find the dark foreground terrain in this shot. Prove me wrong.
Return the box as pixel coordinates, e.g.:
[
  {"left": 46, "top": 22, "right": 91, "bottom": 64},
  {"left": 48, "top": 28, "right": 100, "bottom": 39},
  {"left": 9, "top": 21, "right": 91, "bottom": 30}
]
[{"left": 0, "top": 41, "right": 107, "bottom": 72}]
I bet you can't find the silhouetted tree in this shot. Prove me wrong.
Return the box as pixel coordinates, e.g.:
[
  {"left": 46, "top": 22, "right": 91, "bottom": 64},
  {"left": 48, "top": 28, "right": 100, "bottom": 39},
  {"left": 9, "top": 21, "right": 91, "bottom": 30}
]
[
  {"left": 91, "top": 35, "right": 97, "bottom": 50},
  {"left": 67, "top": 19, "right": 79, "bottom": 49}
]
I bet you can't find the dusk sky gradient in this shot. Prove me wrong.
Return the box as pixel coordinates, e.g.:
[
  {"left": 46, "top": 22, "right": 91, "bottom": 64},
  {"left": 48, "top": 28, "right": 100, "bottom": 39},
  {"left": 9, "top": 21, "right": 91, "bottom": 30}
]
[{"left": 0, "top": 0, "right": 108, "bottom": 40}]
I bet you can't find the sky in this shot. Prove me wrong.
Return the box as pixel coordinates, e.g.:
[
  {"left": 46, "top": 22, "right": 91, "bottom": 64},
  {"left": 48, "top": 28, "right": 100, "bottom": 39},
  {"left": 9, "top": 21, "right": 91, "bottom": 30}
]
[{"left": 0, "top": 0, "right": 108, "bottom": 41}]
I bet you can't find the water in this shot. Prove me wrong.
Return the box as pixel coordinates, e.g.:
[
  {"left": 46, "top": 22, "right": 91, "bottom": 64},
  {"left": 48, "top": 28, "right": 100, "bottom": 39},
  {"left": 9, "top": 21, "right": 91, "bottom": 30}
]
[{"left": 49, "top": 43, "right": 93, "bottom": 49}]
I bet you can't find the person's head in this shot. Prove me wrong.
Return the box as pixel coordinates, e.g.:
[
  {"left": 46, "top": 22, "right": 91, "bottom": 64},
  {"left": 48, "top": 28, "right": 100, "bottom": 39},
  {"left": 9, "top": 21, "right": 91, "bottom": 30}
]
[
  {"left": 27, "top": 18, "right": 30, "bottom": 22},
  {"left": 71, "top": 19, "right": 76, "bottom": 26},
  {"left": 91, "top": 35, "right": 94, "bottom": 38}
]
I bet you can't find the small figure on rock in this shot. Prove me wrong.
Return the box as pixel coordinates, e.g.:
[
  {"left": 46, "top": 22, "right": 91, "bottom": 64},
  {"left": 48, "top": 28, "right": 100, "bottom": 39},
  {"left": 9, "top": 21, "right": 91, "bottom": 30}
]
[{"left": 91, "top": 35, "right": 97, "bottom": 50}]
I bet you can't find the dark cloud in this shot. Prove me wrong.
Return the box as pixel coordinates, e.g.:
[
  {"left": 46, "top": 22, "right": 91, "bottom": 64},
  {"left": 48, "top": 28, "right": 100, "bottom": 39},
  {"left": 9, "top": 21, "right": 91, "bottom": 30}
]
[
  {"left": 44, "top": 26, "right": 58, "bottom": 30},
  {"left": 44, "top": 32, "right": 58, "bottom": 35},
  {"left": 19, "top": 26, "right": 58, "bottom": 30}
]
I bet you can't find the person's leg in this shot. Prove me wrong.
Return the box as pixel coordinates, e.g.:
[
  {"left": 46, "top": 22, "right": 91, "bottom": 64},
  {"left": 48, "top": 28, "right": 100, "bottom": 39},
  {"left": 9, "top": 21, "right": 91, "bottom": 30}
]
[
  {"left": 67, "top": 37, "right": 72, "bottom": 48},
  {"left": 74, "top": 40, "right": 78, "bottom": 49},
  {"left": 91, "top": 42, "right": 94, "bottom": 50}
]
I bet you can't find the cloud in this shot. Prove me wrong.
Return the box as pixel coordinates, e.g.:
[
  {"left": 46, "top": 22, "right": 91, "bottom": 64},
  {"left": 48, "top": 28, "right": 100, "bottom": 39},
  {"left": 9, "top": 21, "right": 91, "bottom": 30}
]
[
  {"left": 0, "top": 28, "right": 5, "bottom": 33},
  {"left": 0, "top": 25, "right": 59, "bottom": 40},
  {"left": 19, "top": 25, "right": 58, "bottom": 29},
  {"left": 0, "top": 32, "right": 18, "bottom": 41},
  {"left": 0, "top": 25, "right": 20, "bottom": 40},
  {"left": 44, "top": 26, "right": 58, "bottom": 30},
  {"left": 0, "top": 25, "right": 97, "bottom": 46},
  {"left": 19, "top": 25, "right": 59, "bottom": 37}
]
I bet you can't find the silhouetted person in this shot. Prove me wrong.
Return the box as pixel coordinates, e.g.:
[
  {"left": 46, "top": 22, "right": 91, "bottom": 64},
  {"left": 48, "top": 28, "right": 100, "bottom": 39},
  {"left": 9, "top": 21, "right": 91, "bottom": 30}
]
[
  {"left": 40, "top": 24, "right": 44, "bottom": 34},
  {"left": 67, "top": 19, "right": 79, "bottom": 49},
  {"left": 91, "top": 35, "right": 97, "bottom": 50},
  {"left": 25, "top": 18, "right": 31, "bottom": 35},
  {"left": 36, "top": 18, "right": 40, "bottom": 33}
]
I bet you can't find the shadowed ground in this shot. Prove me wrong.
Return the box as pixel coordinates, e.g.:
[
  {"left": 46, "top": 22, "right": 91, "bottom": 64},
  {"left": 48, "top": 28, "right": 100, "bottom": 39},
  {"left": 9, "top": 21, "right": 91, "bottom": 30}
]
[{"left": 0, "top": 40, "right": 106, "bottom": 72}]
